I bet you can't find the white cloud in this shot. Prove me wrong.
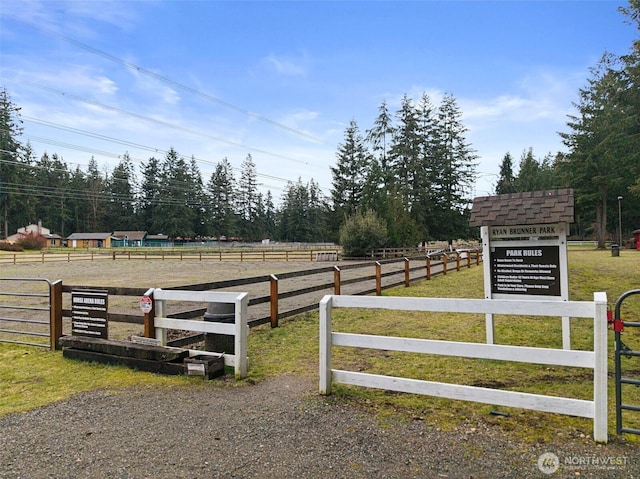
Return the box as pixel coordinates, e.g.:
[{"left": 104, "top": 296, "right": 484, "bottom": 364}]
[
  {"left": 262, "top": 52, "right": 308, "bottom": 76},
  {"left": 462, "top": 69, "right": 581, "bottom": 128},
  {"left": 1, "top": 0, "right": 141, "bottom": 37},
  {"left": 277, "top": 109, "right": 320, "bottom": 132}
]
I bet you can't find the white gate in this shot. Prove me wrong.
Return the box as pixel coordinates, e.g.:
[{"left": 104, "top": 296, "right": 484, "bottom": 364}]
[{"left": 152, "top": 289, "right": 249, "bottom": 378}]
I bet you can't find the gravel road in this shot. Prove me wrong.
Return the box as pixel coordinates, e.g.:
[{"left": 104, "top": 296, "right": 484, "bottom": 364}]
[{"left": 1, "top": 374, "right": 639, "bottom": 479}]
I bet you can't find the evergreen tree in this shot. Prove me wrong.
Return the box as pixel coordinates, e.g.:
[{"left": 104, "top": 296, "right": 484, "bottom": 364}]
[
  {"left": 279, "top": 178, "right": 310, "bottom": 242},
  {"left": 68, "top": 165, "right": 88, "bottom": 233},
  {"left": 360, "top": 158, "right": 388, "bottom": 215},
  {"left": 330, "top": 120, "right": 371, "bottom": 223},
  {"left": 188, "top": 156, "right": 207, "bottom": 238},
  {"left": 262, "top": 190, "right": 277, "bottom": 239},
  {"left": 495, "top": 152, "right": 516, "bottom": 194},
  {"left": 365, "top": 100, "right": 394, "bottom": 188},
  {"left": 33, "top": 153, "right": 71, "bottom": 236},
  {"left": 430, "top": 94, "right": 477, "bottom": 242},
  {"left": 153, "top": 148, "right": 196, "bottom": 238},
  {"left": 105, "top": 153, "right": 137, "bottom": 230},
  {"left": 237, "top": 154, "right": 260, "bottom": 241},
  {"left": 205, "top": 157, "right": 236, "bottom": 239},
  {"left": 85, "top": 157, "right": 106, "bottom": 232},
  {"left": 0, "top": 87, "right": 23, "bottom": 238},
  {"left": 138, "top": 157, "right": 161, "bottom": 233},
  {"left": 307, "top": 179, "right": 327, "bottom": 242},
  {"left": 411, "top": 92, "right": 439, "bottom": 235},
  {"left": 558, "top": 55, "right": 630, "bottom": 247},
  {"left": 10, "top": 141, "right": 37, "bottom": 231},
  {"left": 388, "top": 94, "right": 421, "bottom": 208}
]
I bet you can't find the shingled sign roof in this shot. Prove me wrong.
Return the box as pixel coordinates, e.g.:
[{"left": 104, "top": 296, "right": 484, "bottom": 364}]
[{"left": 469, "top": 188, "right": 574, "bottom": 227}]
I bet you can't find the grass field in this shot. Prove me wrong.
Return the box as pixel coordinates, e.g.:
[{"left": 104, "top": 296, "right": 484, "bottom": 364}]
[{"left": 1, "top": 247, "right": 640, "bottom": 445}]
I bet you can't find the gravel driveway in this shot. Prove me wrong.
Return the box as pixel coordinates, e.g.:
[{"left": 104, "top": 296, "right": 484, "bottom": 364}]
[{"left": 1, "top": 374, "right": 639, "bottom": 479}]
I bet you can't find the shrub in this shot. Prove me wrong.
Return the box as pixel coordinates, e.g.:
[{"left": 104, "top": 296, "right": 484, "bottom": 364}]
[
  {"left": 0, "top": 241, "right": 23, "bottom": 252},
  {"left": 339, "top": 210, "right": 388, "bottom": 257},
  {"left": 16, "top": 232, "right": 47, "bottom": 251}
]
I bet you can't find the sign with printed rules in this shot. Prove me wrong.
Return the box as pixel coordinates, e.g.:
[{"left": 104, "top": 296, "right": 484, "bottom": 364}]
[
  {"left": 72, "top": 290, "right": 108, "bottom": 339},
  {"left": 490, "top": 245, "right": 561, "bottom": 296}
]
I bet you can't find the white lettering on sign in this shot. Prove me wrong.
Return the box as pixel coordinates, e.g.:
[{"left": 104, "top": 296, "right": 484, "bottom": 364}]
[
  {"left": 505, "top": 249, "right": 543, "bottom": 257},
  {"left": 72, "top": 296, "right": 106, "bottom": 305},
  {"left": 490, "top": 223, "right": 561, "bottom": 239}
]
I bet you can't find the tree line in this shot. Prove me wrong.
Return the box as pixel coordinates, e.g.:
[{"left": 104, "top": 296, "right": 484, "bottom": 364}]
[{"left": 0, "top": 88, "right": 477, "bottom": 247}]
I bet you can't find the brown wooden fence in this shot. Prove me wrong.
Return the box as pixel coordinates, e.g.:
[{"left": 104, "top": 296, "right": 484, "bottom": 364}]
[
  {"left": 0, "top": 248, "right": 342, "bottom": 264},
  {"left": 21, "top": 250, "right": 482, "bottom": 350}
]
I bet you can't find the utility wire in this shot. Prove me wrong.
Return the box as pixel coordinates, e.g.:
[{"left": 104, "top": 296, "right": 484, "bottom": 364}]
[
  {"left": 20, "top": 19, "right": 324, "bottom": 144},
  {"left": 12, "top": 120, "right": 332, "bottom": 193},
  {"left": 24, "top": 81, "right": 314, "bottom": 167}
]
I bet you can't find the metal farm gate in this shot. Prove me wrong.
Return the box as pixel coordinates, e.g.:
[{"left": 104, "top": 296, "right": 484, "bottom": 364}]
[
  {"left": 0, "top": 278, "right": 62, "bottom": 350},
  {"left": 614, "top": 289, "right": 640, "bottom": 435}
]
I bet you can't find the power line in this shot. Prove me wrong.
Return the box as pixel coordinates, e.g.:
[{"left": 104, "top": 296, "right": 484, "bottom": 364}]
[
  {"left": 15, "top": 119, "right": 332, "bottom": 193},
  {"left": 19, "top": 19, "right": 324, "bottom": 144},
  {"left": 24, "top": 81, "right": 314, "bottom": 167}
]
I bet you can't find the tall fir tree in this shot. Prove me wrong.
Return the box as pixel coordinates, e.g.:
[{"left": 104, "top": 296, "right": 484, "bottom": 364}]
[
  {"left": 138, "top": 157, "right": 161, "bottom": 233},
  {"left": 558, "top": 55, "right": 630, "bottom": 247},
  {"left": 495, "top": 152, "right": 516, "bottom": 194},
  {"left": 34, "top": 153, "right": 71, "bottom": 236},
  {"left": 365, "top": 100, "right": 394, "bottom": 189},
  {"left": 388, "top": 94, "right": 421, "bottom": 209},
  {"left": 263, "top": 190, "right": 277, "bottom": 239},
  {"left": 105, "top": 153, "right": 137, "bottom": 230},
  {"left": 237, "top": 154, "right": 260, "bottom": 241},
  {"left": 188, "top": 156, "right": 207, "bottom": 238},
  {"left": 430, "top": 93, "right": 477, "bottom": 242},
  {"left": 330, "top": 120, "right": 371, "bottom": 224},
  {"left": 205, "top": 157, "right": 236, "bottom": 239},
  {"left": 0, "top": 87, "right": 24, "bottom": 238},
  {"left": 152, "top": 148, "right": 196, "bottom": 238},
  {"left": 85, "top": 157, "right": 106, "bottom": 232}
]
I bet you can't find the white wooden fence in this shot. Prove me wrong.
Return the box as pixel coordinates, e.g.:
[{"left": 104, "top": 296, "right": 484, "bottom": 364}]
[
  {"left": 153, "top": 289, "right": 249, "bottom": 378},
  {"left": 319, "top": 293, "right": 608, "bottom": 442}
]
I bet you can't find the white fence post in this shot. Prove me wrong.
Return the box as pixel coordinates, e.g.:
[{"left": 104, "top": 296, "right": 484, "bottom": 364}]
[
  {"left": 593, "top": 291, "right": 608, "bottom": 443},
  {"left": 154, "top": 297, "right": 167, "bottom": 346},
  {"left": 319, "top": 295, "right": 333, "bottom": 395},
  {"left": 234, "top": 293, "right": 249, "bottom": 379}
]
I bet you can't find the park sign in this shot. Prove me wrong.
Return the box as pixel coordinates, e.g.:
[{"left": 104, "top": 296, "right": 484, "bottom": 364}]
[
  {"left": 490, "top": 243, "right": 561, "bottom": 297},
  {"left": 469, "top": 189, "right": 575, "bottom": 347},
  {"left": 470, "top": 189, "right": 574, "bottom": 301},
  {"left": 71, "top": 289, "right": 108, "bottom": 339}
]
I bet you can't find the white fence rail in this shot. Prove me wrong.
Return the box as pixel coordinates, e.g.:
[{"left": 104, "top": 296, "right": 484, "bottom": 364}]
[
  {"left": 153, "top": 289, "right": 249, "bottom": 378},
  {"left": 319, "top": 293, "right": 608, "bottom": 442}
]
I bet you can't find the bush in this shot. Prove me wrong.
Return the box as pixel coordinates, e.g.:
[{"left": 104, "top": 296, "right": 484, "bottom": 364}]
[
  {"left": 339, "top": 210, "right": 388, "bottom": 257},
  {"left": 16, "top": 232, "right": 46, "bottom": 251},
  {"left": 0, "top": 241, "right": 23, "bottom": 252}
]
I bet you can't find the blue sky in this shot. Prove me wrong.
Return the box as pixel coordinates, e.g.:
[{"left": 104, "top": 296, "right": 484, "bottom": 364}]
[{"left": 1, "top": 0, "right": 637, "bottom": 202}]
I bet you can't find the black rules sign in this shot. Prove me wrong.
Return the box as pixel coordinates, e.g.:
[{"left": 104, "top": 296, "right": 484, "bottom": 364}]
[
  {"left": 490, "top": 246, "right": 561, "bottom": 296},
  {"left": 71, "top": 290, "right": 108, "bottom": 339}
]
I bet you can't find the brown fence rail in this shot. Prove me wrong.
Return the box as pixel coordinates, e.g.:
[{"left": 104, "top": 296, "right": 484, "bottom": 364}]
[
  {"left": 2, "top": 250, "right": 482, "bottom": 350},
  {"left": 0, "top": 247, "right": 341, "bottom": 265}
]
